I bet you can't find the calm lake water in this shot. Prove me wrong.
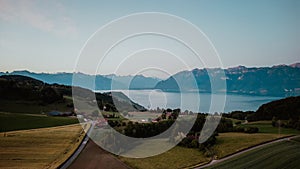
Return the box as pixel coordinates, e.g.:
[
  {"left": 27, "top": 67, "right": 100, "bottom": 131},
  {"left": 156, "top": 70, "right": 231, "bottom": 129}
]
[{"left": 98, "top": 90, "right": 282, "bottom": 113}]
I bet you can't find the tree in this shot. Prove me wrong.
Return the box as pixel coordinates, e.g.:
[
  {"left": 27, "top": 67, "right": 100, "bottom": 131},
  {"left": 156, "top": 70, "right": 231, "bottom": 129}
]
[
  {"left": 244, "top": 127, "right": 259, "bottom": 133},
  {"left": 161, "top": 111, "right": 166, "bottom": 119},
  {"left": 40, "top": 86, "right": 62, "bottom": 104},
  {"left": 272, "top": 116, "right": 278, "bottom": 127}
]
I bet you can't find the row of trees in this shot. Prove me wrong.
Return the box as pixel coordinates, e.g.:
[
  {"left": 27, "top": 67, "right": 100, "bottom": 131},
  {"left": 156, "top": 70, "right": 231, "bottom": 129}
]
[
  {"left": 233, "top": 126, "right": 259, "bottom": 133},
  {"left": 225, "top": 97, "right": 300, "bottom": 123},
  {"left": 272, "top": 116, "right": 300, "bottom": 130},
  {"left": 0, "top": 77, "right": 63, "bottom": 104},
  {"left": 123, "top": 120, "right": 175, "bottom": 138}
]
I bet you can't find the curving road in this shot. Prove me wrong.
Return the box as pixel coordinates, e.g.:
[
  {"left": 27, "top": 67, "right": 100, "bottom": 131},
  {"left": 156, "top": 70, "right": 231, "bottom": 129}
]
[
  {"left": 67, "top": 140, "right": 131, "bottom": 169},
  {"left": 59, "top": 122, "right": 94, "bottom": 169},
  {"left": 60, "top": 121, "right": 131, "bottom": 169}
]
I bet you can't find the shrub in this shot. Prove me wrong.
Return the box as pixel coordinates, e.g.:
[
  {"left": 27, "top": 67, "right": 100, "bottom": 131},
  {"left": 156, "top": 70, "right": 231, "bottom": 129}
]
[
  {"left": 235, "top": 121, "right": 242, "bottom": 125},
  {"left": 190, "top": 139, "right": 199, "bottom": 148},
  {"left": 244, "top": 126, "right": 259, "bottom": 133},
  {"left": 233, "top": 126, "right": 245, "bottom": 132}
]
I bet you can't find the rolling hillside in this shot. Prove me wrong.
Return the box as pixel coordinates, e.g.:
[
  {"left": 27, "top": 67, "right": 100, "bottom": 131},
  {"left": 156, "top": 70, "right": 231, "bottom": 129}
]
[{"left": 0, "top": 75, "right": 146, "bottom": 114}]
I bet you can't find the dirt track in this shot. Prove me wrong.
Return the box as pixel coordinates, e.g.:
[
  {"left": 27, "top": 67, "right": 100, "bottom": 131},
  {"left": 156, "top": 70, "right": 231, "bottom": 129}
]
[{"left": 68, "top": 140, "right": 131, "bottom": 169}]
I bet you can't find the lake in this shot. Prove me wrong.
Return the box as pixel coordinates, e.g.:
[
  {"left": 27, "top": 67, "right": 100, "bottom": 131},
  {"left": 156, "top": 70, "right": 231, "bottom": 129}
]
[{"left": 97, "top": 90, "right": 282, "bottom": 113}]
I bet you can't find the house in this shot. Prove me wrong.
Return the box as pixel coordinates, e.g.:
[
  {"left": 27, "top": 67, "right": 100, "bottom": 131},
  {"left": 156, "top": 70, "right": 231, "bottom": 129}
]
[{"left": 96, "top": 118, "right": 108, "bottom": 128}]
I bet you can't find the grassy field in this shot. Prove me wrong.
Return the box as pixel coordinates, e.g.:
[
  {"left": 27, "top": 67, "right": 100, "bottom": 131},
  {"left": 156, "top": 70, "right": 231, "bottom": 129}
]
[
  {"left": 0, "top": 99, "right": 73, "bottom": 114},
  {"left": 241, "top": 121, "right": 300, "bottom": 135},
  {"left": 225, "top": 118, "right": 242, "bottom": 125},
  {"left": 119, "top": 146, "right": 210, "bottom": 169},
  {"left": 117, "top": 120, "right": 300, "bottom": 169},
  {"left": 0, "top": 112, "right": 79, "bottom": 132},
  {"left": 213, "top": 132, "right": 289, "bottom": 159},
  {"left": 207, "top": 137, "right": 300, "bottom": 169},
  {"left": 0, "top": 124, "right": 87, "bottom": 169},
  {"left": 213, "top": 120, "right": 300, "bottom": 159},
  {"left": 127, "top": 111, "right": 160, "bottom": 122}
]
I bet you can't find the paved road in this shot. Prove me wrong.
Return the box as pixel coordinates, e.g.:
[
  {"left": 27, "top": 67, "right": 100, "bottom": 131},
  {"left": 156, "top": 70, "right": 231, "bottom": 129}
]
[
  {"left": 59, "top": 122, "right": 94, "bottom": 169},
  {"left": 196, "top": 135, "right": 299, "bottom": 169},
  {"left": 67, "top": 140, "right": 131, "bottom": 169},
  {"left": 61, "top": 121, "right": 130, "bottom": 169}
]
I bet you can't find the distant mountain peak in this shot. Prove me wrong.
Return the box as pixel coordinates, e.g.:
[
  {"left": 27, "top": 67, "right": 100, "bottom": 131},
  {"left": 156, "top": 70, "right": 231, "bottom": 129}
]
[
  {"left": 11, "top": 70, "right": 32, "bottom": 74},
  {"left": 272, "top": 64, "right": 289, "bottom": 68},
  {"left": 290, "top": 63, "right": 300, "bottom": 68},
  {"left": 228, "top": 65, "right": 247, "bottom": 70}
]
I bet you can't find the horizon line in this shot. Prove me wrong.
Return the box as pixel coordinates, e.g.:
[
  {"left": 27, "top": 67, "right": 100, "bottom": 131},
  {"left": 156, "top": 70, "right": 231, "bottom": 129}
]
[{"left": 1, "top": 62, "right": 299, "bottom": 79}]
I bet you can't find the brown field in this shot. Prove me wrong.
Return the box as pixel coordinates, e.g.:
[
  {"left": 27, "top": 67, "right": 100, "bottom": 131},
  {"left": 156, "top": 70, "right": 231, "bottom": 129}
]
[{"left": 0, "top": 124, "right": 88, "bottom": 169}]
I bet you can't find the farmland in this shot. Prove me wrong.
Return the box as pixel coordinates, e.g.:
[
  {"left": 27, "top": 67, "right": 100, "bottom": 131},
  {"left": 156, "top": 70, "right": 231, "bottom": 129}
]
[
  {"left": 0, "top": 98, "right": 74, "bottom": 115},
  {"left": 207, "top": 136, "right": 300, "bottom": 169},
  {"left": 119, "top": 146, "right": 210, "bottom": 169},
  {"left": 240, "top": 121, "right": 300, "bottom": 135},
  {"left": 117, "top": 120, "right": 300, "bottom": 169},
  {"left": 118, "top": 133, "right": 290, "bottom": 169},
  {"left": 0, "top": 112, "right": 79, "bottom": 132},
  {"left": 213, "top": 132, "right": 288, "bottom": 159},
  {"left": 0, "top": 124, "right": 87, "bottom": 169}
]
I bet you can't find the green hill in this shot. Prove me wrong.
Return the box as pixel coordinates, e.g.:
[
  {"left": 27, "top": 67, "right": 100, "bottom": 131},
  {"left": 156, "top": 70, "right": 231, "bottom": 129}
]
[
  {"left": 0, "top": 75, "right": 146, "bottom": 114},
  {"left": 224, "top": 96, "right": 300, "bottom": 130},
  {"left": 256, "top": 96, "right": 300, "bottom": 120}
]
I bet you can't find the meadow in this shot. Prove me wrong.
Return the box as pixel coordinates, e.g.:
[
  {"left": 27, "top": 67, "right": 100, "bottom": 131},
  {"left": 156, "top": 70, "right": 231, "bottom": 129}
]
[
  {"left": 0, "top": 112, "right": 79, "bottom": 132},
  {"left": 119, "top": 120, "right": 300, "bottom": 169},
  {"left": 207, "top": 137, "right": 300, "bottom": 169},
  {"left": 241, "top": 121, "right": 300, "bottom": 135},
  {"left": 119, "top": 146, "right": 210, "bottom": 169},
  {"left": 213, "top": 132, "right": 288, "bottom": 159},
  {"left": 0, "top": 99, "right": 73, "bottom": 114},
  {"left": 118, "top": 132, "right": 289, "bottom": 169},
  {"left": 0, "top": 124, "right": 87, "bottom": 169}
]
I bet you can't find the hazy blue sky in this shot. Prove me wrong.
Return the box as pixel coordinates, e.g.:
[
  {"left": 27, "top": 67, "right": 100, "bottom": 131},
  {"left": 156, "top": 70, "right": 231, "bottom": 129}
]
[{"left": 0, "top": 0, "right": 299, "bottom": 77}]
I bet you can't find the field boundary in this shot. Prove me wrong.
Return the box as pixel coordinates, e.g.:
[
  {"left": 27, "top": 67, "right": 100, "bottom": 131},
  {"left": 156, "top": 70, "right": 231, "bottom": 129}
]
[
  {"left": 215, "top": 134, "right": 294, "bottom": 159},
  {"left": 0, "top": 122, "right": 80, "bottom": 134},
  {"left": 194, "top": 135, "right": 298, "bottom": 169}
]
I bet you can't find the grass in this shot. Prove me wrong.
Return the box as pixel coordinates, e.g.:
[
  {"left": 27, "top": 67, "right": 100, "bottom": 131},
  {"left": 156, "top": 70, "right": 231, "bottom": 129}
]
[
  {"left": 213, "top": 132, "right": 288, "bottom": 159},
  {"left": 127, "top": 111, "right": 160, "bottom": 122},
  {"left": 225, "top": 118, "right": 242, "bottom": 125},
  {"left": 207, "top": 137, "right": 300, "bottom": 169},
  {"left": 92, "top": 127, "right": 211, "bottom": 169},
  {"left": 0, "top": 112, "right": 79, "bottom": 132},
  {"left": 241, "top": 121, "right": 300, "bottom": 135},
  {"left": 119, "top": 146, "right": 210, "bottom": 169},
  {"left": 213, "top": 121, "right": 300, "bottom": 159},
  {"left": 0, "top": 99, "right": 73, "bottom": 114},
  {"left": 0, "top": 124, "right": 88, "bottom": 169},
  {"left": 203, "top": 121, "right": 300, "bottom": 168},
  {"left": 117, "top": 120, "right": 300, "bottom": 169}
]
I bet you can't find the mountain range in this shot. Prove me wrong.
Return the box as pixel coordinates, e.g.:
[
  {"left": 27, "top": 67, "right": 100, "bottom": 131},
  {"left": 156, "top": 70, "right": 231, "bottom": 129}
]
[
  {"left": 1, "top": 63, "right": 300, "bottom": 97},
  {"left": 0, "top": 71, "right": 161, "bottom": 90},
  {"left": 155, "top": 64, "right": 300, "bottom": 96}
]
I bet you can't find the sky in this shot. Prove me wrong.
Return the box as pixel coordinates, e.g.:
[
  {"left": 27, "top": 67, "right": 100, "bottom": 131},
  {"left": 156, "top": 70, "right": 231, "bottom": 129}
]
[{"left": 0, "top": 0, "right": 299, "bottom": 78}]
